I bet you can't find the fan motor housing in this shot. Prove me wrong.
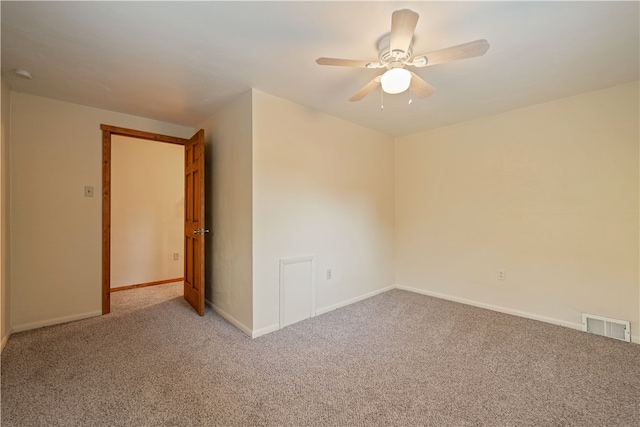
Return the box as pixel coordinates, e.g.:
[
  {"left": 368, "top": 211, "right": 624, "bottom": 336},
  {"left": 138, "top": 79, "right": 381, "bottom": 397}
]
[{"left": 378, "top": 34, "right": 413, "bottom": 64}]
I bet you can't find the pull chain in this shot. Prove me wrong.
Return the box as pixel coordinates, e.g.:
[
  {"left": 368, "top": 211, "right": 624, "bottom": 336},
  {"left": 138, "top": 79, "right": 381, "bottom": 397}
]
[
  {"left": 408, "top": 89, "right": 413, "bottom": 105},
  {"left": 380, "top": 86, "right": 384, "bottom": 110}
]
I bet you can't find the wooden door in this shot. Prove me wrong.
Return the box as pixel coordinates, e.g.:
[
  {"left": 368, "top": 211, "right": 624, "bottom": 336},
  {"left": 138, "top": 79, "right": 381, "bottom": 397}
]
[{"left": 184, "top": 129, "right": 206, "bottom": 315}]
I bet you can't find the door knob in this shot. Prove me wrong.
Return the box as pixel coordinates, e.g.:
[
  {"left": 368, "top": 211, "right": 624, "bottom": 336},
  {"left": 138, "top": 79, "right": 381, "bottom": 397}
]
[{"left": 193, "top": 229, "right": 210, "bottom": 235}]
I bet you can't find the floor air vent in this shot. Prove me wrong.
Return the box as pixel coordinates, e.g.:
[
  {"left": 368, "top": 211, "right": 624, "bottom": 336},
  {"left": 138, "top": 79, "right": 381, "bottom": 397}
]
[{"left": 582, "top": 313, "right": 630, "bottom": 342}]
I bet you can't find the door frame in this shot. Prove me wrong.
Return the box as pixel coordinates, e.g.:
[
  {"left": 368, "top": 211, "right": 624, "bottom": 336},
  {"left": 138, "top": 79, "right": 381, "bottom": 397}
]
[{"left": 101, "top": 124, "right": 189, "bottom": 314}]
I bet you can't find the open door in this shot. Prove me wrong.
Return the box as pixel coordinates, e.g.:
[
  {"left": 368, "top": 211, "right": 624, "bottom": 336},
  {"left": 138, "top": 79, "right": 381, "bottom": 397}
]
[
  {"left": 184, "top": 129, "right": 206, "bottom": 315},
  {"left": 101, "top": 124, "right": 194, "bottom": 315}
]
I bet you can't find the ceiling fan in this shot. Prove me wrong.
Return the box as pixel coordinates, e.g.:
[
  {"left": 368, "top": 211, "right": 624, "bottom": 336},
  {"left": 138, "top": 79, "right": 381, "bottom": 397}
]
[{"left": 316, "top": 9, "right": 490, "bottom": 102}]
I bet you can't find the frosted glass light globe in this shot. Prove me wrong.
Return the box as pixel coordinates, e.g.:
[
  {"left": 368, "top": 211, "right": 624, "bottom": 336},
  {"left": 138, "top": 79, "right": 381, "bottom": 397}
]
[{"left": 380, "top": 68, "right": 411, "bottom": 94}]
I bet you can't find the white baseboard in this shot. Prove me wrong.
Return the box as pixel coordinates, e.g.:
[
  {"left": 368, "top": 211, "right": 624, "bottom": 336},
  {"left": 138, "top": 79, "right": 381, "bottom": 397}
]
[
  {"left": 249, "top": 285, "right": 396, "bottom": 339},
  {"left": 209, "top": 285, "right": 639, "bottom": 345},
  {"left": 11, "top": 310, "right": 102, "bottom": 333},
  {"left": 395, "top": 284, "right": 586, "bottom": 330},
  {"left": 397, "top": 284, "right": 640, "bottom": 345},
  {"left": 205, "top": 299, "right": 252, "bottom": 338},
  {"left": 315, "top": 285, "right": 395, "bottom": 316},
  {"left": 252, "top": 323, "right": 280, "bottom": 339},
  {"left": 1, "top": 331, "right": 10, "bottom": 353}
]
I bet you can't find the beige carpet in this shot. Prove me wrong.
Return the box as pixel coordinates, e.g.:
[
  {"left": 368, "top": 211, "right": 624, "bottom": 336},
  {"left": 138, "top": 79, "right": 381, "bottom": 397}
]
[{"left": 1, "top": 283, "right": 639, "bottom": 426}]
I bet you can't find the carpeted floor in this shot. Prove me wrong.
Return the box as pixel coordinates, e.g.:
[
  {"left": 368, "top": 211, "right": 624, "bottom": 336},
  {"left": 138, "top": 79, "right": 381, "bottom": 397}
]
[{"left": 1, "top": 283, "right": 639, "bottom": 426}]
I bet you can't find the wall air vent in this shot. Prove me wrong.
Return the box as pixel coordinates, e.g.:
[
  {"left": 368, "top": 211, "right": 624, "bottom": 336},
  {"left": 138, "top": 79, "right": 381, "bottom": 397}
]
[{"left": 582, "top": 313, "right": 630, "bottom": 343}]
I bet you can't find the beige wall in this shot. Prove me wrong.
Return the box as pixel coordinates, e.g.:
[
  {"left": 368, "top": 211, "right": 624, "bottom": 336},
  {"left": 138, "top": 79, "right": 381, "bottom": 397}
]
[
  {"left": 252, "top": 90, "right": 396, "bottom": 333},
  {"left": 1, "top": 78, "right": 11, "bottom": 350},
  {"left": 6, "top": 82, "right": 638, "bottom": 344},
  {"left": 10, "top": 93, "right": 194, "bottom": 331},
  {"left": 111, "top": 135, "right": 184, "bottom": 288},
  {"left": 396, "top": 82, "right": 640, "bottom": 342},
  {"left": 198, "top": 90, "right": 254, "bottom": 333}
]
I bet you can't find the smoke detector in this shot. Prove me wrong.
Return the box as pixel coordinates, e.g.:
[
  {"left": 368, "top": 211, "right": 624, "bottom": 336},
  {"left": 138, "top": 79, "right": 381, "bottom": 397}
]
[{"left": 14, "top": 69, "right": 32, "bottom": 80}]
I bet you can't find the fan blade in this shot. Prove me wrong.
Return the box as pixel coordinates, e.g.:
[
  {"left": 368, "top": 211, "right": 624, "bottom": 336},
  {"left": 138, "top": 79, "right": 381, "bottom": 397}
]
[
  {"left": 412, "top": 39, "right": 490, "bottom": 67},
  {"left": 390, "top": 9, "right": 419, "bottom": 54},
  {"left": 349, "top": 77, "right": 381, "bottom": 102},
  {"left": 316, "top": 57, "right": 382, "bottom": 68},
  {"left": 410, "top": 72, "right": 435, "bottom": 98}
]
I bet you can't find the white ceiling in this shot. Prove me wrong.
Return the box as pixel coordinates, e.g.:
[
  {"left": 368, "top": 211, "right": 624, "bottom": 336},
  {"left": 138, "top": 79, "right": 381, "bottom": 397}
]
[{"left": 2, "top": 1, "right": 638, "bottom": 137}]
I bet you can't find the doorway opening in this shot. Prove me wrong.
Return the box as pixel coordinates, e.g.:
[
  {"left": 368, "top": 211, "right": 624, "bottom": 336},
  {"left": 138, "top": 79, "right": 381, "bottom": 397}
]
[
  {"left": 110, "top": 134, "right": 184, "bottom": 294},
  {"left": 101, "top": 125, "right": 205, "bottom": 315}
]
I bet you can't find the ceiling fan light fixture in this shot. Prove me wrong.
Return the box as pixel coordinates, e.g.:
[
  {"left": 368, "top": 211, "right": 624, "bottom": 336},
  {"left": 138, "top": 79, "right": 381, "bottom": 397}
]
[
  {"left": 380, "top": 68, "right": 411, "bottom": 94},
  {"left": 316, "top": 9, "right": 489, "bottom": 102}
]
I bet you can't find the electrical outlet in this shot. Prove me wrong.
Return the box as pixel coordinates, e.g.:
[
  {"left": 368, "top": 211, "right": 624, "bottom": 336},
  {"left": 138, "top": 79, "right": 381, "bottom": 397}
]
[
  {"left": 326, "top": 269, "right": 332, "bottom": 280},
  {"left": 173, "top": 253, "right": 179, "bottom": 261},
  {"left": 498, "top": 269, "right": 506, "bottom": 281}
]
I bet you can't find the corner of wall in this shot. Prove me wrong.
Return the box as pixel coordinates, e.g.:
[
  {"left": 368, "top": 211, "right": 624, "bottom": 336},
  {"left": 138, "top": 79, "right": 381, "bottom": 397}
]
[
  {"left": 1, "top": 77, "right": 12, "bottom": 351},
  {"left": 199, "top": 90, "right": 254, "bottom": 332},
  {"left": 392, "top": 135, "right": 400, "bottom": 289},
  {"left": 250, "top": 91, "right": 396, "bottom": 332},
  {"left": 205, "top": 298, "right": 253, "bottom": 338}
]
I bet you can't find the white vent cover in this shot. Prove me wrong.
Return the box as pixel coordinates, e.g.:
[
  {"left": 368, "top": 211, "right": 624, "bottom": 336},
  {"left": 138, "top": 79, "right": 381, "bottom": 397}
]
[{"left": 582, "top": 313, "right": 630, "bottom": 342}]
